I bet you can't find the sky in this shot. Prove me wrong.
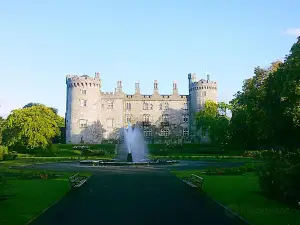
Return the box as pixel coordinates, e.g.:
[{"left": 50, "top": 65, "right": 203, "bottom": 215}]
[{"left": 0, "top": 0, "right": 299, "bottom": 118}]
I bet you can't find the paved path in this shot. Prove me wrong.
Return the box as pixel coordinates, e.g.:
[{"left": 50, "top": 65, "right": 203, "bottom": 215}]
[{"left": 30, "top": 168, "right": 245, "bottom": 225}]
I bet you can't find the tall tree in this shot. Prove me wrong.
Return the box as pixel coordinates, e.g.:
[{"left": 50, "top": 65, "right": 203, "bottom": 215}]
[
  {"left": 2, "top": 105, "right": 63, "bottom": 149},
  {"left": 196, "top": 100, "right": 229, "bottom": 145},
  {"left": 229, "top": 37, "right": 300, "bottom": 150},
  {"left": 0, "top": 116, "right": 5, "bottom": 145},
  {"left": 23, "top": 102, "right": 58, "bottom": 114}
]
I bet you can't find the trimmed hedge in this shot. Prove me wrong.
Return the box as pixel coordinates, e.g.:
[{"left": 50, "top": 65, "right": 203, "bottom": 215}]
[
  {"left": 54, "top": 144, "right": 115, "bottom": 151},
  {"left": 9, "top": 144, "right": 116, "bottom": 157},
  {"left": 148, "top": 143, "right": 222, "bottom": 155}
]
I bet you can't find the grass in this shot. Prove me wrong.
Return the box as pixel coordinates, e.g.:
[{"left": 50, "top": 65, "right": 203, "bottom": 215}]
[
  {"left": 0, "top": 168, "right": 91, "bottom": 225},
  {"left": 172, "top": 171, "right": 300, "bottom": 225}
]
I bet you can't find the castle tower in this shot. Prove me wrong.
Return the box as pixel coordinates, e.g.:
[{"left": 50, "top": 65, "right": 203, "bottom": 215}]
[
  {"left": 65, "top": 73, "right": 102, "bottom": 144},
  {"left": 188, "top": 73, "right": 218, "bottom": 138}
]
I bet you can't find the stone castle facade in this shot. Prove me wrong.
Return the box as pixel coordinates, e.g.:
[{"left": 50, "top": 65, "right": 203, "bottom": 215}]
[{"left": 65, "top": 72, "right": 217, "bottom": 144}]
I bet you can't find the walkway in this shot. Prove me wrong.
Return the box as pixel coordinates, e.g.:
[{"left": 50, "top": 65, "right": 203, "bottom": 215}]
[{"left": 30, "top": 169, "right": 245, "bottom": 225}]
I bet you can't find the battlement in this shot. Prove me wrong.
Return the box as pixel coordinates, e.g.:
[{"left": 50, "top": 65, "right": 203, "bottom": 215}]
[
  {"left": 101, "top": 91, "right": 118, "bottom": 96},
  {"left": 124, "top": 93, "right": 188, "bottom": 101},
  {"left": 189, "top": 75, "right": 217, "bottom": 92},
  {"left": 66, "top": 73, "right": 101, "bottom": 88}
]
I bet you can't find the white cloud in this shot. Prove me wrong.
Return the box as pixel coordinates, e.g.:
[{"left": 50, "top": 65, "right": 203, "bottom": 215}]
[{"left": 284, "top": 28, "right": 300, "bottom": 37}]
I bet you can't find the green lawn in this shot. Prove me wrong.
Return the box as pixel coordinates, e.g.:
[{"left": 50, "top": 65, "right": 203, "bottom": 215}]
[
  {"left": 172, "top": 171, "right": 300, "bottom": 225},
  {"left": 0, "top": 169, "right": 91, "bottom": 225}
]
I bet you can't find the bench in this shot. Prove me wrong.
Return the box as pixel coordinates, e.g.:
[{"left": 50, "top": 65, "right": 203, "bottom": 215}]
[
  {"left": 68, "top": 173, "right": 89, "bottom": 188},
  {"left": 182, "top": 174, "right": 204, "bottom": 188}
]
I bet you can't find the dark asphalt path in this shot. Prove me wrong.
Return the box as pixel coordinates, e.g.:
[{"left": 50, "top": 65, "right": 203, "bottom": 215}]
[{"left": 30, "top": 168, "right": 246, "bottom": 225}]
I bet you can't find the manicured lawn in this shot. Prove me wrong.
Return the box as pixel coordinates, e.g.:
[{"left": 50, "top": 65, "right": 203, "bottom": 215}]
[
  {"left": 0, "top": 169, "right": 91, "bottom": 225},
  {"left": 172, "top": 171, "right": 300, "bottom": 225},
  {"left": 1, "top": 179, "right": 69, "bottom": 225}
]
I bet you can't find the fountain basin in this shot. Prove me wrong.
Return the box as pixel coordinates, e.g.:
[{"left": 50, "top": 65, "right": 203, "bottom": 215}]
[{"left": 79, "top": 159, "right": 179, "bottom": 166}]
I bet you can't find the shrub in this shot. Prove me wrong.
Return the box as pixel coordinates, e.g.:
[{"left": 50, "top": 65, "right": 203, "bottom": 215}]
[
  {"left": 257, "top": 150, "right": 300, "bottom": 207},
  {"left": 72, "top": 145, "right": 89, "bottom": 150},
  {"left": 82, "top": 149, "right": 113, "bottom": 156},
  {"left": 242, "top": 150, "right": 268, "bottom": 159},
  {"left": 0, "top": 145, "right": 8, "bottom": 160},
  {"left": 206, "top": 166, "right": 245, "bottom": 175},
  {"left": 3, "top": 151, "right": 18, "bottom": 161}
]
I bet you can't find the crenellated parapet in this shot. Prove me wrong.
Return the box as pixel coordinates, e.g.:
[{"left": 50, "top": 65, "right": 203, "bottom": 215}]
[
  {"left": 101, "top": 91, "right": 124, "bottom": 98},
  {"left": 66, "top": 73, "right": 101, "bottom": 89},
  {"left": 189, "top": 74, "right": 217, "bottom": 92}
]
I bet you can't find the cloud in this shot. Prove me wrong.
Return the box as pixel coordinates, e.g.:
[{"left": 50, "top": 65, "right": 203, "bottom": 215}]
[{"left": 283, "top": 28, "right": 300, "bottom": 37}]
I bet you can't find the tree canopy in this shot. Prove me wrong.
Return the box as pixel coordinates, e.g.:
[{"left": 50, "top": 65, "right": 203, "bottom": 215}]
[
  {"left": 2, "top": 105, "right": 64, "bottom": 149},
  {"left": 229, "top": 37, "right": 300, "bottom": 150},
  {"left": 0, "top": 116, "right": 5, "bottom": 145},
  {"left": 23, "top": 102, "right": 58, "bottom": 114},
  {"left": 196, "top": 100, "right": 230, "bottom": 146}
]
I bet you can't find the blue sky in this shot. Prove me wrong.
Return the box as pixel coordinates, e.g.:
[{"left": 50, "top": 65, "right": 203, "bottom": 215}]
[{"left": 0, "top": 0, "right": 299, "bottom": 117}]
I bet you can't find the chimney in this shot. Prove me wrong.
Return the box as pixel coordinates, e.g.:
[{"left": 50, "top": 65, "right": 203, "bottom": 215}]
[
  {"left": 207, "top": 74, "right": 210, "bottom": 82},
  {"left": 135, "top": 81, "right": 140, "bottom": 94},
  {"left": 116, "top": 80, "right": 122, "bottom": 92},
  {"left": 173, "top": 80, "right": 178, "bottom": 94},
  {"left": 153, "top": 80, "right": 158, "bottom": 94},
  {"left": 95, "top": 72, "right": 100, "bottom": 79},
  {"left": 192, "top": 73, "right": 197, "bottom": 82}
]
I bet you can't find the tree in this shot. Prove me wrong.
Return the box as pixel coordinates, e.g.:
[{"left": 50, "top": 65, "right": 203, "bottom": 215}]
[
  {"left": 229, "top": 66, "right": 272, "bottom": 149},
  {"left": 228, "top": 37, "right": 300, "bottom": 150},
  {"left": 0, "top": 117, "right": 5, "bottom": 145},
  {"left": 81, "top": 120, "right": 104, "bottom": 144},
  {"left": 23, "top": 102, "right": 58, "bottom": 114},
  {"left": 2, "top": 105, "right": 63, "bottom": 149},
  {"left": 196, "top": 100, "right": 230, "bottom": 145}
]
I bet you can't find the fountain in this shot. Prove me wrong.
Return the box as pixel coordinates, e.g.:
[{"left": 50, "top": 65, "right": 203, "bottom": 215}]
[
  {"left": 122, "top": 122, "right": 148, "bottom": 162},
  {"left": 79, "top": 122, "right": 179, "bottom": 166}
]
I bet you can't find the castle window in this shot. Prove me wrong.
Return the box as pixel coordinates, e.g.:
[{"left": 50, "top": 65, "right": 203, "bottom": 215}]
[
  {"left": 150, "top": 104, "right": 153, "bottom": 110},
  {"left": 80, "top": 99, "right": 87, "bottom": 107},
  {"left": 143, "top": 128, "right": 152, "bottom": 137},
  {"left": 108, "top": 101, "right": 114, "bottom": 109},
  {"left": 143, "top": 114, "right": 150, "bottom": 122},
  {"left": 161, "top": 128, "right": 169, "bottom": 137},
  {"left": 79, "top": 119, "right": 87, "bottom": 128},
  {"left": 162, "top": 114, "right": 169, "bottom": 122},
  {"left": 182, "top": 114, "right": 188, "bottom": 123},
  {"left": 183, "top": 103, "right": 188, "bottom": 110},
  {"left": 126, "top": 115, "right": 131, "bottom": 123},
  {"left": 81, "top": 90, "right": 87, "bottom": 95},
  {"left": 164, "top": 102, "right": 169, "bottom": 110},
  {"left": 143, "top": 102, "right": 149, "bottom": 110},
  {"left": 126, "top": 102, "right": 131, "bottom": 110},
  {"left": 202, "top": 91, "right": 206, "bottom": 97},
  {"left": 183, "top": 128, "right": 189, "bottom": 136},
  {"left": 159, "top": 103, "right": 162, "bottom": 110}
]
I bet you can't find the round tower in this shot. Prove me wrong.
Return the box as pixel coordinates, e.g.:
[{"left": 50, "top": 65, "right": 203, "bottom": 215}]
[
  {"left": 188, "top": 73, "right": 218, "bottom": 136},
  {"left": 66, "top": 73, "right": 102, "bottom": 144}
]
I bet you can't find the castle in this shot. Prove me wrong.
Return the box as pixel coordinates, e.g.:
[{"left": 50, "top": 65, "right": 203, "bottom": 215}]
[{"left": 65, "top": 72, "right": 217, "bottom": 144}]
